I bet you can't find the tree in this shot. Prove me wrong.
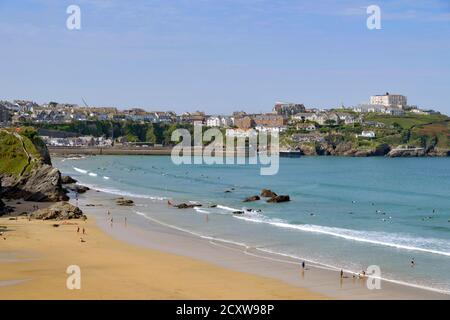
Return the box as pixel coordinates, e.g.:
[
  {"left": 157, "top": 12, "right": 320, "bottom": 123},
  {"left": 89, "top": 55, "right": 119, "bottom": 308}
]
[{"left": 145, "top": 127, "right": 157, "bottom": 144}]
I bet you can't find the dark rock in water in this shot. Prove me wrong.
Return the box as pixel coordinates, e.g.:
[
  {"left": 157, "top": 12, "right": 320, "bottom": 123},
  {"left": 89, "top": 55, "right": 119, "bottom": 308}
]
[
  {"left": 115, "top": 198, "right": 134, "bottom": 206},
  {"left": 260, "top": 189, "right": 277, "bottom": 198},
  {"left": 243, "top": 195, "right": 260, "bottom": 202},
  {"left": 233, "top": 211, "right": 244, "bottom": 215},
  {"left": 31, "top": 202, "right": 85, "bottom": 220},
  {"left": 67, "top": 185, "right": 90, "bottom": 194},
  {"left": 209, "top": 204, "right": 217, "bottom": 208},
  {"left": 267, "top": 195, "right": 290, "bottom": 203},
  {"left": 61, "top": 175, "right": 78, "bottom": 184},
  {"left": 174, "top": 203, "right": 202, "bottom": 209},
  {"left": 224, "top": 190, "right": 232, "bottom": 193}
]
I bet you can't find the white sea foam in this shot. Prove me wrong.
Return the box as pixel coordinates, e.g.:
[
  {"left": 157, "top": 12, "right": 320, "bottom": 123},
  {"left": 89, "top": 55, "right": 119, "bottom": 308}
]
[
  {"left": 79, "top": 182, "right": 167, "bottom": 201},
  {"left": 88, "top": 172, "right": 98, "bottom": 177},
  {"left": 254, "top": 247, "right": 450, "bottom": 295},
  {"left": 216, "top": 205, "right": 240, "bottom": 212},
  {"left": 133, "top": 210, "right": 450, "bottom": 295},
  {"left": 103, "top": 176, "right": 110, "bottom": 180},
  {"left": 233, "top": 215, "right": 450, "bottom": 257},
  {"left": 194, "top": 207, "right": 210, "bottom": 214},
  {"left": 134, "top": 211, "right": 249, "bottom": 248},
  {"left": 73, "top": 167, "right": 88, "bottom": 174}
]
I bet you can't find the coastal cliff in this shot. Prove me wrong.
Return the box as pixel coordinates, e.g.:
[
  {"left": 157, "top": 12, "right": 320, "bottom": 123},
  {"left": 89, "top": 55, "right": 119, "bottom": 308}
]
[
  {"left": 297, "top": 139, "right": 449, "bottom": 157},
  {"left": 0, "top": 128, "right": 68, "bottom": 202}
]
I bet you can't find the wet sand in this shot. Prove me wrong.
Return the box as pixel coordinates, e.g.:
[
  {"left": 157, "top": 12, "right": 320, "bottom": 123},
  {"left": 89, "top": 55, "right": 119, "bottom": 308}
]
[
  {"left": 0, "top": 201, "right": 324, "bottom": 299},
  {"left": 78, "top": 190, "right": 449, "bottom": 300},
  {"left": 1, "top": 191, "right": 448, "bottom": 299}
]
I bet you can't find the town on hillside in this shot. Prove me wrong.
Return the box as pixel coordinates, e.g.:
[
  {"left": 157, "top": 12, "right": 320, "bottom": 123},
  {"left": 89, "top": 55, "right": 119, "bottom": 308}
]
[{"left": 0, "top": 93, "right": 448, "bottom": 156}]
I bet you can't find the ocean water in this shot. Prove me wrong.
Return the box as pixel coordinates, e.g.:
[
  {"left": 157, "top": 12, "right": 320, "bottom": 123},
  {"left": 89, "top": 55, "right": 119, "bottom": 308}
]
[{"left": 54, "top": 155, "right": 450, "bottom": 293}]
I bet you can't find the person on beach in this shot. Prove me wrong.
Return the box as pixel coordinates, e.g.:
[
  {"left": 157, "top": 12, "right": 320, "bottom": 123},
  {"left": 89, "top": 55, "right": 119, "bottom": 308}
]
[
  {"left": 340, "top": 269, "right": 344, "bottom": 278},
  {"left": 110, "top": 217, "right": 113, "bottom": 228},
  {"left": 302, "top": 261, "right": 305, "bottom": 270},
  {"left": 77, "top": 226, "right": 80, "bottom": 233}
]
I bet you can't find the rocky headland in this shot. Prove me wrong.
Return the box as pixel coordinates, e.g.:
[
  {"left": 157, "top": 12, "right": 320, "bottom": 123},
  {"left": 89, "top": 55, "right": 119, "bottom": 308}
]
[{"left": 0, "top": 128, "right": 68, "bottom": 203}]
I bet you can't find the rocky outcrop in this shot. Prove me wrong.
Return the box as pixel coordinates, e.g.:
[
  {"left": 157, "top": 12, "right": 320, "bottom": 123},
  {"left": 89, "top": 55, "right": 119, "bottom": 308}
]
[
  {"left": 427, "top": 148, "right": 450, "bottom": 157},
  {"left": 296, "top": 139, "right": 392, "bottom": 157},
  {"left": 0, "top": 164, "right": 69, "bottom": 202},
  {"left": 0, "top": 129, "right": 67, "bottom": 202},
  {"left": 61, "top": 175, "right": 78, "bottom": 184},
  {"left": 267, "top": 195, "right": 290, "bottom": 203},
  {"left": 260, "top": 189, "right": 277, "bottom": 198},
  {"left": 66, "top": 185, "right": 90, "bottom": 194},
  {"left": 115, "top": 198, "right": 134, "bottom": 206},
  {"left": 0, "top": 200, "right": 14, "bottom": 216},
  {"left": 31, "top": 202, "right": 85, "bottom": 220},
  {"left": 174, "top": 203, "right": 202, "bottom": 209},
  {"left": 243, "top": 195, "right": 260, "bottom": 202},
  {"left": 298, "top": 144, "right": 317, "bottom": 156},
  {"left": 387, "top": 147, "right": 427, "bottom": 157}
]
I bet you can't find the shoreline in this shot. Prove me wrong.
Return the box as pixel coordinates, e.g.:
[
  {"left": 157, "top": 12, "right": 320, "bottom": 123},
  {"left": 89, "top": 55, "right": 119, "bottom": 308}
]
[
  {"left": 48, "top": 147, "right": 449, "bottom": 158},
  {"left": 0, "top": 201, "right": 325, "bottom": 300},
  {"left": 1, "top": 189, "right": 449, "bottom": 299},
  {"left": 69, "top": 188, "right": 449, "bottom": 299}
]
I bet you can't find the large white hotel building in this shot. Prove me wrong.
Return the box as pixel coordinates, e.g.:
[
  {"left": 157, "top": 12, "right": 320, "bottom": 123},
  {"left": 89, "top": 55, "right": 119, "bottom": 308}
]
[{"left": 370, "top": 92, "right": 407, "bottom": 108}]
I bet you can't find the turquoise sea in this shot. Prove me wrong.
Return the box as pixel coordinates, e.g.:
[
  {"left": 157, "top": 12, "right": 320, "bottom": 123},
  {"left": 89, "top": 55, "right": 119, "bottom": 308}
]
[{"left": 54, "top": 156, "right": 450, "bottom": 293}]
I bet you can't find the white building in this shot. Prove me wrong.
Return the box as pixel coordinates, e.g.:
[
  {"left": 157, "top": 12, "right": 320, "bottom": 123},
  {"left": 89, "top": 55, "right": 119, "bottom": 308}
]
[
  {"left": 225, "top": 129, "right": 257, "bottom": 138},
  {"left": 296, "top": 123, "right": 316, "bottom": 131},
  {"left": 255, "top": 125, "right": 285, "bottom": 135},
  {"left": 206, "top": 116, "right": 232, "bottom": 127},
  {"left": 206, "top": 116, "right": 221, "bottom": 127},
  {"left": 220, "top": 116, "right": 233, "bottom": 127},
  {"left": 357, "top": 131, "right": 375, "bottom": 138},
  {"left": 370, "top": 93, "right": 407, "bottom": 108},
  {"left": 353, "top": 104, "right": 404, "bottom": 115}
]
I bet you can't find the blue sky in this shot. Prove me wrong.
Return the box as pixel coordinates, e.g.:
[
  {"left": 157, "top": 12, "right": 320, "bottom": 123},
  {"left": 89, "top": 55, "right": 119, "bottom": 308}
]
[{"left": 0, "top": 0, "right": 449, "bottom": 114}]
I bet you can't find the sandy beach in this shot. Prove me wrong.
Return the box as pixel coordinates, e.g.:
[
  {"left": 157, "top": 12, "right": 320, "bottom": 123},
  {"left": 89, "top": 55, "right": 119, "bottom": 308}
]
[
  {"left": 0, "top": 201, "right": 324, "bottom": 300},
  {"left": 2, "top": 191, "right": 448, "bottom": 300}
]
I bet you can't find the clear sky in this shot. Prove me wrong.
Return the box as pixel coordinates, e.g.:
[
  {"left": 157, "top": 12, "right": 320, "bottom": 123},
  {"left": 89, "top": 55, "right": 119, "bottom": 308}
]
[{"left": 0, "top": 0, "right": 449, "bottom": 114}]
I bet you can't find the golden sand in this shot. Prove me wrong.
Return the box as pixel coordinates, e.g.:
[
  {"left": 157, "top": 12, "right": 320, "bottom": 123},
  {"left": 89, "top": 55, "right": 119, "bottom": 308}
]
[{"left": 0, "top": 216, "right": 325, "bottom": 299}]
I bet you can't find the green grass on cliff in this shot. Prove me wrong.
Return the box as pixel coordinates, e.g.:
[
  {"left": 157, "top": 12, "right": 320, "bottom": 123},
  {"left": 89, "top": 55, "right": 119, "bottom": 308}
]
[
  {"left": 0, "top": 128, "right": 45, "bottom": 177},
  {"left": 363, "top": 113, "right": 449, "bottom": 130}
]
